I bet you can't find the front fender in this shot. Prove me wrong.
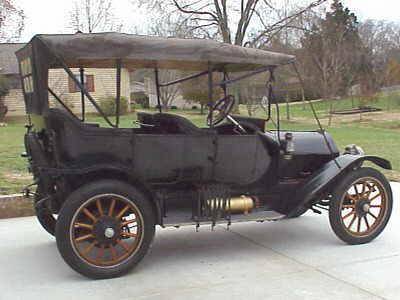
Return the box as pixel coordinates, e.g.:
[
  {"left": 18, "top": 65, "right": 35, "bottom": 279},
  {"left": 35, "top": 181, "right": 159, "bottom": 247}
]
[{"left": 287, "top": 155, "right": 391, "bottom": 217}]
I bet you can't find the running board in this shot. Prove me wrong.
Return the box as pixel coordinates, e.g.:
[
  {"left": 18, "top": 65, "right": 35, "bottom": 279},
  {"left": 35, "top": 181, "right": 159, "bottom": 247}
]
[{"left": 163, "top": 210, "right": 286, "bottom": 228}]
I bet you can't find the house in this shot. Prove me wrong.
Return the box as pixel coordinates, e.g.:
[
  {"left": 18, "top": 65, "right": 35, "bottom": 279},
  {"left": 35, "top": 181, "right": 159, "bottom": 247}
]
[
  {"left": 0, "top": 43, "right": 26, "bottom": 116},
  {"left": 0, "top": 43, "right": 131, "bottom": 117},
  {"left": 144, "top": 76, "right": 193, "bottom": 109}
]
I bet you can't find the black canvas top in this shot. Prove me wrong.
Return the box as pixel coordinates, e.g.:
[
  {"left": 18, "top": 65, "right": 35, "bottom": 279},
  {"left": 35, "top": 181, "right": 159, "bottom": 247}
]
[
  {"left": 17, "top": 32, "right": 295, "bottom": 72},
  {"left": 15, "top": 33, "right": 295, "bottom": 115}
]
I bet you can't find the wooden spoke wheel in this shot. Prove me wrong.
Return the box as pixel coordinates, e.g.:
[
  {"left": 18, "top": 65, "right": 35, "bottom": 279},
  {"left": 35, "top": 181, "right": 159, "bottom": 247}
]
[
  {"left": 56, "top": 180, "right": 155, "bottom": 279},
  {"left": 71, "top": 194, "right": 143, "bottom": 268},
  {"left": 329, "top": 167, "right": 392, "bottom": 245}
]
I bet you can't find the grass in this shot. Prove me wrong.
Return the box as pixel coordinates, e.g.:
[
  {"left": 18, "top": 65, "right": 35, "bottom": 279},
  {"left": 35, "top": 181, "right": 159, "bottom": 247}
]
[
  {"left": 0, "top": 120, "right": 32, "bottom": 194},
  {"left": 1, "top": 96, "right": 400, "bottom": 194}
]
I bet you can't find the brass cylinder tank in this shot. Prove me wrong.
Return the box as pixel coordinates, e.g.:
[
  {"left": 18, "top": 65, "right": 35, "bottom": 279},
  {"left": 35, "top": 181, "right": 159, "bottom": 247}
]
[{"left": 206, "top": 196, "right": 254, "bottom": 214}]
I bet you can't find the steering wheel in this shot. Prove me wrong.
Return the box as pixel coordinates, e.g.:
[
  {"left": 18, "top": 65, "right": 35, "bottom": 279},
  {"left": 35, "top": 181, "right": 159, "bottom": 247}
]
[{"left": 207, "top": 95, "right": 235, "bottom": 127}]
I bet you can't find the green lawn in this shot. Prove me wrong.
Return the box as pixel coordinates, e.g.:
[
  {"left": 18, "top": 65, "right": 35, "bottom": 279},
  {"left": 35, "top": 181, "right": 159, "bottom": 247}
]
[{"left": 1, "top": 98, "right": 400, "bottom": 194}]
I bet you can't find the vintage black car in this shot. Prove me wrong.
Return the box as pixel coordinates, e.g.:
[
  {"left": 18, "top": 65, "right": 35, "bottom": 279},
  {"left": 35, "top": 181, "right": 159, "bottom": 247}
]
[{"left": 16, "top": 33, "right": 393, "bottom": 279}]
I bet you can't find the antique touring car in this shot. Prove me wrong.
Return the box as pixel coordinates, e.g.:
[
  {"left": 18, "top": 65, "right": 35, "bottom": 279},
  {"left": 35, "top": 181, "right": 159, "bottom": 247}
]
[{"left": 16, "top": 33, "right": 393, "bottom": 279}]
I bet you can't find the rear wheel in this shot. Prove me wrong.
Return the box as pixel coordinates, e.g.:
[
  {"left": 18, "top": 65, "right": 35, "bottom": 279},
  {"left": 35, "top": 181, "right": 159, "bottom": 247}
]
[
  {"left": 56, "top": 180, "right": 155, "bottom": 279},
  {"left": 329, "top": 167, "right": 392, "bottom": 245}
]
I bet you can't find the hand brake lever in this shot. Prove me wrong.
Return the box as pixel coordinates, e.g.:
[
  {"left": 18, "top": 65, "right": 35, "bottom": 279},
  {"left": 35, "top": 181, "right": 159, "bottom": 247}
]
[
  {"left": 134, "top": 121, "right": 155, "bottom": 127},
  {"left": 226, "top": 115, "right": 246, "bottom": 134}
]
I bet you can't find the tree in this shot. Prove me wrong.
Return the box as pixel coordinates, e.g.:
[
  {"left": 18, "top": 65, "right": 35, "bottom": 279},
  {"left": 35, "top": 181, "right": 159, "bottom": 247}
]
[
  {"left": 181, "top": 73, "right": 223, "bottom": 114},
  {"left": 301, "top": 0, "right": 365, "bottom": 98},
  {"left": 359, "top": 20, "right": 400, "bottom": 87},
  {"left": 135, "top": 0, "right": 328, "bottom": 47},
  {"left": 69, "top": 0, "right": 122, "bottom": 33},
  {"left": 0, "top": 75, "right": 9, "bottom": 122},
  {"left": 154, "top": 70, "right": 181, "bottom": 110},
  {"left": 384, "top": 59, "right": 400, "bottom": 87},
  {"left": 181, "top": 77, "right": 209, "bottom": 114},
  {"left": 0, "top": 0, "right": 24, "bottom": 42},
  {"left": 144, "top": 13, "right": 197, "bottom": 110}
]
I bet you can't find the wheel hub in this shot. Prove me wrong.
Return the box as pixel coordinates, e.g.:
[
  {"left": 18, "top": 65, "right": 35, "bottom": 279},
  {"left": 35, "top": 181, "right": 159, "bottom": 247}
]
[
  {"left": 104, "top": 227, "right": 115, "bottom": 238},
  {"left": 355, "top": 199, "right": 370, "bottom": 218},
  {"left": 93, "top": 216, "right": 120, "bottom": 244},
  {"left": 362, "top": 203, "right": 370, "bottom": 213}
]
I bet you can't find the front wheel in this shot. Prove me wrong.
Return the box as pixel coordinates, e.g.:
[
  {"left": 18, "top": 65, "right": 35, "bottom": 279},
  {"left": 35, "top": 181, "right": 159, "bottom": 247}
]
[
  {"left": 56, "top": 180, "right": 155, "bottom": 279},
  {"left": 329, "top": 167, "right": 392, "bottom": 245}
]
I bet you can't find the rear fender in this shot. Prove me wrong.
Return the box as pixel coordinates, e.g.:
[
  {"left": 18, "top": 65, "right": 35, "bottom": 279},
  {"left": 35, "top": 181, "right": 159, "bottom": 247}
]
[
  {"left": 287, "top": 155, "right": 391, "bottom": 217},
  {"left": 50, "top": 164, "right": 163, "bottom": 224}
]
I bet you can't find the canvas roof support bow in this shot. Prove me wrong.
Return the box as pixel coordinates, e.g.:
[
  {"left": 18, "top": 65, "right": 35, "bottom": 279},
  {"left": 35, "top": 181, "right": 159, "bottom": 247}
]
[
  {"left": 214, "top": 65, "right": 272, "bottom": 87},
  {"left": 267, "top": 67, "right": 281, "bottom": 142},
  {"left": 207, "top": 62, "right": 214, "bottom": 128},
  {"left": 116, "top": 59, "right": 122, "bottom": 128},
  {"left": 221, "top": 71, "right": 228, "bottom": 97},
  {"left": 79, "top": 67, "right": 85, "bottom": 122},
  {"left": 291, "top": 62, "right": 341, "bottom": 169},
  {"left": 158, "top": 70, "right": 209, "bottom": 87},
  {"left": 154, "top": 68, "right": 162, "bottom": 113}
]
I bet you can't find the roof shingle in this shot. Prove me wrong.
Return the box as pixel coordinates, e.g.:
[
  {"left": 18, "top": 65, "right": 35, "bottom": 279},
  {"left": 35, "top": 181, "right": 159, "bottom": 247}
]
[{"left": 0, "top": 43, "right": 25, "bottom": 75}]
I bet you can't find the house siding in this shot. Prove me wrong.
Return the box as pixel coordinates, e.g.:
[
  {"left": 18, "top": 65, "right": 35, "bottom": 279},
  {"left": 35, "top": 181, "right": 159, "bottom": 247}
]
[
  {"left": 48, "top": 68, "right": 131, "bottom": 114},
  {"left": 3, "top": 68, "right": 131, "bottom": 116},
  {"left": 145, "top": 77, "right": 194, "bottom": 109}
]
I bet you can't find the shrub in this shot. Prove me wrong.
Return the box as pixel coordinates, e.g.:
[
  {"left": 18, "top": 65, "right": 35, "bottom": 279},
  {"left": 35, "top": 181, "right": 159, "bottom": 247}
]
[
  {"left": 191, "top": 105, "right": 198, "bottom": 110},
  {"left": 170, "top": 105, "right": 178, "bottom": 110},
  {"left": 131, "top": 92, "right": 149, "bottom": 108},
  {"left": 0, "top": 75, "right": 10, "bottom": 122},
  {"left": 99, "top": 96, "right": 129, "bottom": 117}
]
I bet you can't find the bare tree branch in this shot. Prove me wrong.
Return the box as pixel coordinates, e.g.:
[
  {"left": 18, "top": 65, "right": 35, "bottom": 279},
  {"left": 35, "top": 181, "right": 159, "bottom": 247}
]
[
  {"left": 0, "top": 0, "right": 25, "bottom": 42},
  {"left": 133, "top": 0, "right": 327, "bottom": 48},
  {"left": 172, "top": 0, "right": 217, "bottom": 20},
  {"left": 250, "top": 0, "right": 328, "bottom": 46},
  {"left": 69, "top": 0, "right": 122, "bottom": 33}
]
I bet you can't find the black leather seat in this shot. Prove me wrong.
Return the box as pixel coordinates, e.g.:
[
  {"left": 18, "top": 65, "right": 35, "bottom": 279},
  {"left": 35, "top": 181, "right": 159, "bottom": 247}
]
[{"left": 138, "top": 112, "right": 204, "bottom": 135}]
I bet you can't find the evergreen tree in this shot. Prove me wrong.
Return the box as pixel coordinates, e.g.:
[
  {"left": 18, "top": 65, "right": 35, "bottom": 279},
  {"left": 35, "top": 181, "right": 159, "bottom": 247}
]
[{"left": 301, "top": 0, "right": 369, "bottom": 98}]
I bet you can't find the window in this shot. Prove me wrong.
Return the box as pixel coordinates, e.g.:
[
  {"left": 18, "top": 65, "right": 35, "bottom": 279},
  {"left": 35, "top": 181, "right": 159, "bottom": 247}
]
[
  {"left": 19, "top": 57, "right": 34, "bottom": 94},
  {"left": 68, "top": 74, "right": 95, "bottom": 93}
]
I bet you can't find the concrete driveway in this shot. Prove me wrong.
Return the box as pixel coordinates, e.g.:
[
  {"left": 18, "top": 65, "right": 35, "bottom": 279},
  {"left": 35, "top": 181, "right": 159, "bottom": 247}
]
[{"left": 1, "top": 183, "right": 399, "bottom": 300}]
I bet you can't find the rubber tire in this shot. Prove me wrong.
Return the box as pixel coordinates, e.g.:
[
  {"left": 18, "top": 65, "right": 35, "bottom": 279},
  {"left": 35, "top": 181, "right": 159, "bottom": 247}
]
[
  {"left": 55, "top": 180, "right": 156, "bottom": 279},
  {"left": 35, "top": 204, "right": 57, "bottom": 236},
  {"left": 34, "top": 186, "right": 57, "bottom": 236},
  {"left": 329, "top": 167, "right": 392, "bottom": 245}
]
